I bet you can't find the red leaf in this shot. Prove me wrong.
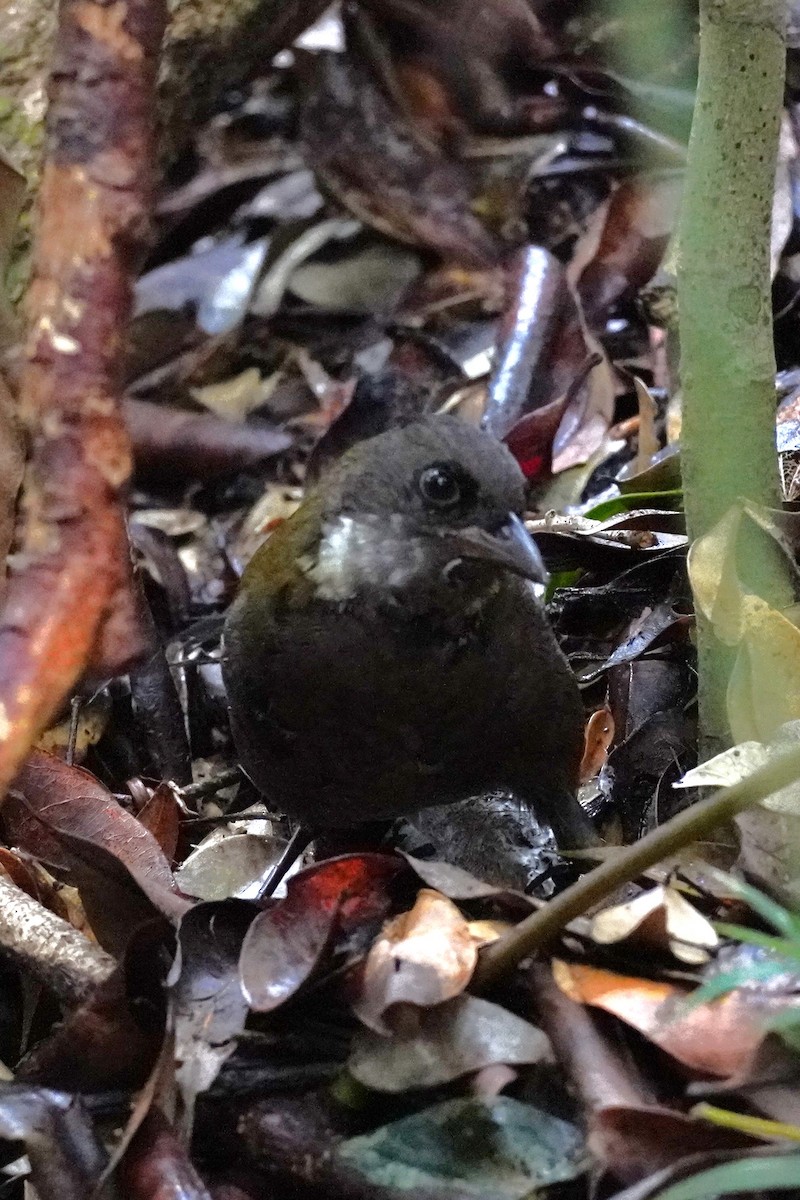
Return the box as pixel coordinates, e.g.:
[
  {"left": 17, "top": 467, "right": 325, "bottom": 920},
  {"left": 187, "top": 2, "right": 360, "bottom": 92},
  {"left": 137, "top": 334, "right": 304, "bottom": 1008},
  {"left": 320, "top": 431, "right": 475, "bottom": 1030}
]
[
  {"left": 240, "top": 853, "right": 403, "bottom": 1012},
  {"left": 6, "top": 750, "right": 190, "bottom": 952}
]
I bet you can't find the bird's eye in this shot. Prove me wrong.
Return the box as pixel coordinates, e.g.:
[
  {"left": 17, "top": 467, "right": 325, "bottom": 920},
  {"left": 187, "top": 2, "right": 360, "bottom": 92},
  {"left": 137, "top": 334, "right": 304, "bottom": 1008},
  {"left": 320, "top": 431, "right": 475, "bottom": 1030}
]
[{"left": 418, "top": 463, "right": 462, "bottom": 507}]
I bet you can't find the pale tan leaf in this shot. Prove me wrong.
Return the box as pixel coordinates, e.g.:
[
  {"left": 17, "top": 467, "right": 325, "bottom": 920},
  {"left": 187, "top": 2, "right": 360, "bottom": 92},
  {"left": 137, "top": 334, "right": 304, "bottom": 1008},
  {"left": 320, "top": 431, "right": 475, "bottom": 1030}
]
[
  {"left": 686, "top": 504, "right": 745, "bottom": 645},
  {"left": 349, "top": 995, "right": 552, "bottom": 1092},
  {"left": 590, "top": 885, "right": 718, "bottom": 966},
  {"left": 352, "top": 888, "right": 478, "bottom": 1034}
]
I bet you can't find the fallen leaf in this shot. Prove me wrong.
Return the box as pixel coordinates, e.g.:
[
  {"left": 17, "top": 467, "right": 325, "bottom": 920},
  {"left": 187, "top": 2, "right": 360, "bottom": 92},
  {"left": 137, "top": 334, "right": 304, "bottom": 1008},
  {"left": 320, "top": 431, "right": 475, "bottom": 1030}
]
[
  {"left": 6, "top": 750, "right": 188, "bottom": 952},
  {"left": 136, "top": 783, "right": 181, "bottom": 864},
  {"left": 349, "top": 994, "right": 552, "bottom": 1092},
  {"left": 553, "top": 960, "right": 800, "bottom": 1078},
  {"left": 402, "top": 854, "right": 531, "bottom": 906},
  {"left": 176, "top": 825, "right": 287, "bottom": 902},
  {"left": 337, "top": 1097, "right": 585, "bottom": 1198},
  {"left": 591, "top": 886, "right": 719, "bottom": 966},
  {"left": 190, "top": 367, "right": 276, "bottom": 422},
  {"left": 169, "top": 901, "right": 256, "bottom": 1117},
  {"left": 240, "top": 854, "right": 403, "bottom": 1012},
  {"left": 352, "top": 888, "right": 478, "bottom": 1034},
  {"left": 288, "top": 238, "right": 421, "bottom": 313},
  {"left": 580, "top": 706, "right": 615, "bottom": 783}
]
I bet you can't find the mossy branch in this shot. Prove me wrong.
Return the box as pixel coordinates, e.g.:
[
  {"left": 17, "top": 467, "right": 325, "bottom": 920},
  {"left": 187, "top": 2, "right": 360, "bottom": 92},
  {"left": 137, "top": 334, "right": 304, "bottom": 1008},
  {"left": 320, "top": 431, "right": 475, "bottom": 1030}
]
[{"left": 677, "top": 0, "right": 791, "bottom": 752}]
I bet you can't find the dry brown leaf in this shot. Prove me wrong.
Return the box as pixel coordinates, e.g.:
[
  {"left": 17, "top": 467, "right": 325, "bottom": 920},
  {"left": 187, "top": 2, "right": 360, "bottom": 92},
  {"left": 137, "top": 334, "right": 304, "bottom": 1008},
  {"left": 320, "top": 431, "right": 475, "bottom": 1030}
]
[
  {"left": 552, "top": 960, "right": 800, "bottom": 1078},
  {"left": 352, "top": 888, "right": 478, "bottom": 1034},
  {"left": 590, "top": 885, "right": 718, "bottom": 965},
  {"left": 579, "top": 706, "right": 614, "bottom": 784}
]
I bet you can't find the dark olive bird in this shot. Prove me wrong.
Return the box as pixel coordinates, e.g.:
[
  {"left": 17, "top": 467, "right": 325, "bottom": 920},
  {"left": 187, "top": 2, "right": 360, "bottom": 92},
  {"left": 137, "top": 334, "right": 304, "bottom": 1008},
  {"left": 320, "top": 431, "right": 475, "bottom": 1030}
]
[{"left": 222, "top": 416, "right": 595, "bottom": 874}]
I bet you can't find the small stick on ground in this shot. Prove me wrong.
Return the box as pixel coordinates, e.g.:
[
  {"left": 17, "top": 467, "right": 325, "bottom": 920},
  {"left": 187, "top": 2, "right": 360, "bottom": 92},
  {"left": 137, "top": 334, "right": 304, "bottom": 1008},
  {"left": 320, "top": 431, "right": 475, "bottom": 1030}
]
[{"left": 0, "top": 873, "right": 114, "bottom": 1006}]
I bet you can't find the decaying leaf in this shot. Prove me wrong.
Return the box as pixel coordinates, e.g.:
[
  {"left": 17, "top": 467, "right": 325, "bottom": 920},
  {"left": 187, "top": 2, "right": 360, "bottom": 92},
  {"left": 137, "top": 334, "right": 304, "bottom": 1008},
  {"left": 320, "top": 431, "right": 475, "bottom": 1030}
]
[
  {"left": 337, "top": 1096, "right": 585, "bottom": 1199},
  {"left": 349, "top": 994, "right": 552, "bottom": 1092},
  {"left": 351, "top": 888, "right": 480, "bottom": 1033},
  {"left": 590, "top": 886, "right": 718, "bottom": 966},
  {"left": 169, "top": 900, "right": 256, "bottom": 1117},
  {"left": 553, "top": 960, "right": 800, "bottom": 1078},
  {"left": 6, "top": 750, "right": 188, "bottom": 951}
]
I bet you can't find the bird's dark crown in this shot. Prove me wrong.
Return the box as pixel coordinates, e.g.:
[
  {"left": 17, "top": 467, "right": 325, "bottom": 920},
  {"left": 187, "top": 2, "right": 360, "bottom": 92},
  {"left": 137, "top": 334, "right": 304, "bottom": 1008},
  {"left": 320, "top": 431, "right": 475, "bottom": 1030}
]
[{"left": 318, "top": 415, "right": 527, "bottom": 535}]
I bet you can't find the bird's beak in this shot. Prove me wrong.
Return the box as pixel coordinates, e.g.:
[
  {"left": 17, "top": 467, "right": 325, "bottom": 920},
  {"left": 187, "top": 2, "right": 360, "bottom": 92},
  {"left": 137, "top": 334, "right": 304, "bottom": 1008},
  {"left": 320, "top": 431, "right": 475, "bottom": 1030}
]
[{"left": 445, "top": 514, "right": 549, "bottom": 585}]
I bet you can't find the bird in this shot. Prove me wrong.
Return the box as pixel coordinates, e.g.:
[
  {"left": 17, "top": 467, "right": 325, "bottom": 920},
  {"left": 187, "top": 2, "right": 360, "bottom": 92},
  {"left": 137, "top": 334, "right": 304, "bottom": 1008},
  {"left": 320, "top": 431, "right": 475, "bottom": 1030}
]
[{"left": 222, "top": 415, "right": 595, "bottom": 888}]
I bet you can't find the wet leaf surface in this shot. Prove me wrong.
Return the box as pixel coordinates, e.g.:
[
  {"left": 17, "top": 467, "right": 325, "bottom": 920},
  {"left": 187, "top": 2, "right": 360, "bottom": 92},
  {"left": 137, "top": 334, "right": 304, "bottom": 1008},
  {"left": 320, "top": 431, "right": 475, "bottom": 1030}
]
[
  {"left": 240, "top": 854, "right": 404, "bottom": 1012},
  {"left": 170, "top": 900, "right": 257, "bottom": 1113}
]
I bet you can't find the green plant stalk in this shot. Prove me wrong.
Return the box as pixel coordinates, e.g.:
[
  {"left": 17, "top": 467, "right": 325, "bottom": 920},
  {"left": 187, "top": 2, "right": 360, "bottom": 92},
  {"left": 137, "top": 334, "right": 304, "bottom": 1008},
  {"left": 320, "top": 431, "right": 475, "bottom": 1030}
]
[
  {"left": 474, "top": 743, "right": 800, "bottom": 990},
  {"left": 691, "top": 1103, "right": 800, "bottom": 1143},
  {"left": 677, "top": 0, "right": 791, "bottom": 752}
]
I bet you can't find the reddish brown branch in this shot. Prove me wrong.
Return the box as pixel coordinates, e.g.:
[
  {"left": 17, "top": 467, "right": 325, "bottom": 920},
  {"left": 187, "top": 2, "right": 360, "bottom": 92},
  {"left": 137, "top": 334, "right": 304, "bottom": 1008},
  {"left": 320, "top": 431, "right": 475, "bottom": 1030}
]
[{"left": 0, "top": 0, "right": 167, "bottom": 797}]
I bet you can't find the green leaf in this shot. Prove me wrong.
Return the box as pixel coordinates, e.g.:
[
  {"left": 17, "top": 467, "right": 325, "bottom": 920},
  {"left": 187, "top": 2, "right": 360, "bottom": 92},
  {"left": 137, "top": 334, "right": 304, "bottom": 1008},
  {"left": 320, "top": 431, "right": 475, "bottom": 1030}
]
[
  {"left": 685, "top": 959, "right": 790, "bottom": 1007},
  {"left": 713, "top": 922, "right": 800, "bottom": 964},
  {"left": 651, "top": 1153, "right": 800, "bottom": 1200},
  {"left": 583, "top": 489, "right": 682, "bottom": 522},
  {"left": 337, "top": 1097, "right": 585, "bottom": 1199}
]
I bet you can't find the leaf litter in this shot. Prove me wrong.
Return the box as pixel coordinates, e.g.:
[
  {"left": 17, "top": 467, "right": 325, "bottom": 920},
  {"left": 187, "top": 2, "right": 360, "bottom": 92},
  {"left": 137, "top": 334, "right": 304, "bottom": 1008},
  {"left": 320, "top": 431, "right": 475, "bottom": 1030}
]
[{"left": 2, "top": 1, "right": 800, "bottom": 1198}]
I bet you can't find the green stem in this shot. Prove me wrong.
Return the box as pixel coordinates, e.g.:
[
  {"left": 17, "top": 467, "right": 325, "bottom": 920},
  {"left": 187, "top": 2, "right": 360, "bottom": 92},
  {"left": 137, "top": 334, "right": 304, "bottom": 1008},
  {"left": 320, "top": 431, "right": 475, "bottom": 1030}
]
[
  {"left": 677, "top": 0, "right": 790, "bottom": 752},
  {"left": 474, "top": 743, "right": 800, "bottom": 990}
]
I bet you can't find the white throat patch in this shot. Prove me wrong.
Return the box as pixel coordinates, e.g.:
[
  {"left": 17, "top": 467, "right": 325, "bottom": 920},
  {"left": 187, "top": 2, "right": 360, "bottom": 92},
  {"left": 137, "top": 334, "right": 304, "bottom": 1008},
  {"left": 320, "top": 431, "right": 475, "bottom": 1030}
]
[{"left": 299, "top": 514, "right": 431, "bottom": 602}]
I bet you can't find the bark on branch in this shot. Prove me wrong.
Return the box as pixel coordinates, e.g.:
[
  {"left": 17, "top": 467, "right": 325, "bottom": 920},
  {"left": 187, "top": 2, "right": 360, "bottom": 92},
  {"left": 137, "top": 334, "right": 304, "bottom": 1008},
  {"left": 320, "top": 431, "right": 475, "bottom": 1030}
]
[{"left": 0, "top": 0, "right": 167, "bottom": 798}]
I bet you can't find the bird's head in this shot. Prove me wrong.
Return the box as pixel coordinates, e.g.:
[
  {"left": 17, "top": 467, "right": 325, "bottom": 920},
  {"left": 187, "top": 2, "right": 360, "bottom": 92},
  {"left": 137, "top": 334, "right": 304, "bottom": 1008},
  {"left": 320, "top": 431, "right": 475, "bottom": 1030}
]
[{"left": 304, "top": 416, "right": 547, "bottom": 610}]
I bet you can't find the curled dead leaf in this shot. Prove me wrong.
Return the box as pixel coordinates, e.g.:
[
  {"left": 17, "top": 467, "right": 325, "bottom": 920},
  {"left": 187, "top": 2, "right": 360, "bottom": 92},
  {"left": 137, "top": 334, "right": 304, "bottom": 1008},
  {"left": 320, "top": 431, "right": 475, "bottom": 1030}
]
[
  {"left": 590, "top": 886, "right": 718, "bottom": 966},
  {"left": 352, "top": 888, "right": 478, "bottom": 1034}
]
